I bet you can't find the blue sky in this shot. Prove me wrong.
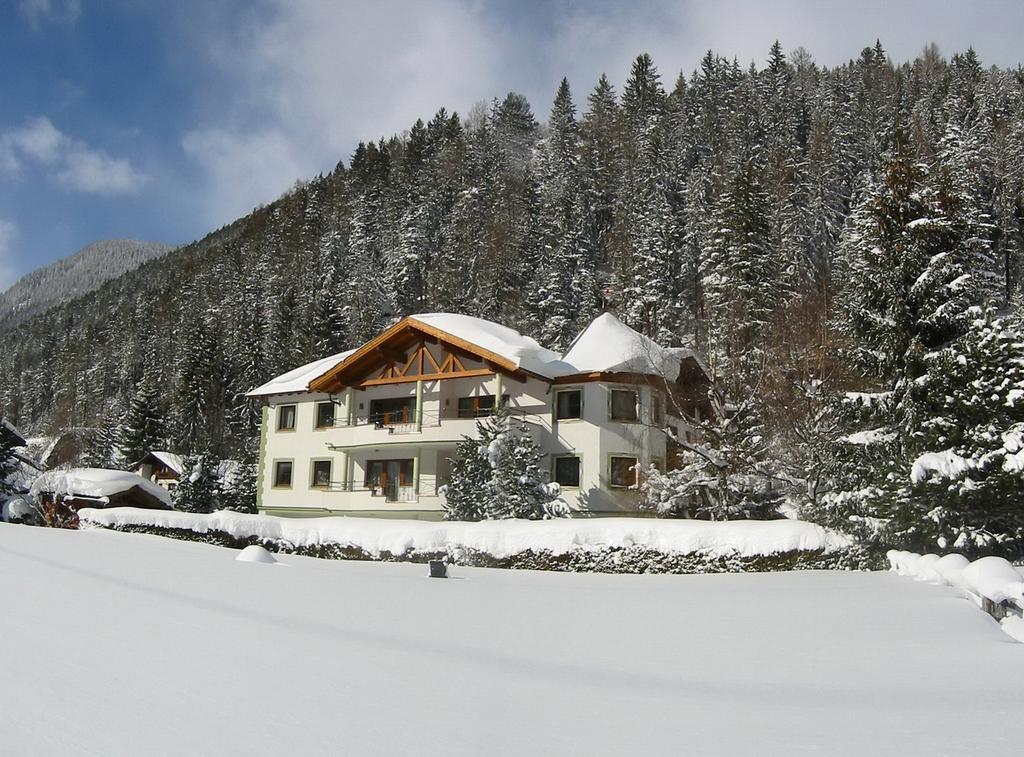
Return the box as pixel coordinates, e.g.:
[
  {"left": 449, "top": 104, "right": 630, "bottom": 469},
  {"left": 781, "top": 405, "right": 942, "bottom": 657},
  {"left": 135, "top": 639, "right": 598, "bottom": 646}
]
[{"left": 3, "top": 0, "right": 1024, "bottom": 290}]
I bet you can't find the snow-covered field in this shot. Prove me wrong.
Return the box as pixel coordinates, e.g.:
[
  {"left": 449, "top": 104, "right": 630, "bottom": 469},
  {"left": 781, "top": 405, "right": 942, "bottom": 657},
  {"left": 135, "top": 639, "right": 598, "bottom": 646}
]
[{"left": 1, "top": 524, "right": 1021, "bottom": 756}]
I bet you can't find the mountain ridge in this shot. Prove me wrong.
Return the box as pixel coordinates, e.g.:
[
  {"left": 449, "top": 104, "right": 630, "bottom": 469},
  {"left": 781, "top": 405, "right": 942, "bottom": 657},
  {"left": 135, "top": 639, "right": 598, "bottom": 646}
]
[{"left": 0, "top": 239, "right": 174, "bottom": 330}]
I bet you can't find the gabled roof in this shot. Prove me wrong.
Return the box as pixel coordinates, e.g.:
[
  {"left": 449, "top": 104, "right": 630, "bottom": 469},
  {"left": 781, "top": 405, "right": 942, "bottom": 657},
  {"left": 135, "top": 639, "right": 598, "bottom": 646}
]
[
  {"left": 247, "top": 312, "right": 708, "bottom": 398},
  {"left": 306, "top": 314, "right": 574, "bottom": 393},
  {"left": 133, "top": 451, "right": 185, "bottom": 475}
]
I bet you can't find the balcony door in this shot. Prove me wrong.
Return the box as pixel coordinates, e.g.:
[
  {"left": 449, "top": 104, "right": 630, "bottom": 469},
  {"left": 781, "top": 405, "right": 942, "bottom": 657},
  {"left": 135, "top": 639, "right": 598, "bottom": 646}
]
[
  {"left": 369, "top": 397, "right": 416, "bottom": 426},
  {"left": 365, "top": 459, "right": 414, "bottom": 502}
]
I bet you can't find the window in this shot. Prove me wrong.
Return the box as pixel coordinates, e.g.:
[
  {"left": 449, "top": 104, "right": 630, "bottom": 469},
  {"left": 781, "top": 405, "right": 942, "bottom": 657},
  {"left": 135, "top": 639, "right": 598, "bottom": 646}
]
[
  {"left": 553, "top": 456, "right": 581, "bottom": 488},
  {"left": 315, "top": 402, "right": 335, "bottom": 429},
  {"left": 555, "top": 389, "right": 582, "bottom": 420},
  {"left": 651, "top": 393, "right": 664, "bottom": 426},
  {"left": 456, "top": 394, "right": 508, "bottom": 418},
  {"left": 273, "top": 460, "right": 293, "bottom": 488},
  {"left": 610, "top": 389, "right": 638, "bottom": 422},
  {"left": 277, "top": 404, "right": 296, "bottom": 431},
  {"left": 369, "top": 397, "right": 416, "bottom": 425},
  {"left": 311, "top": 459, "right": 332, "bottom": 488},
  {"left": 609, "top": 456, "right": 637, "bottom": 488}
]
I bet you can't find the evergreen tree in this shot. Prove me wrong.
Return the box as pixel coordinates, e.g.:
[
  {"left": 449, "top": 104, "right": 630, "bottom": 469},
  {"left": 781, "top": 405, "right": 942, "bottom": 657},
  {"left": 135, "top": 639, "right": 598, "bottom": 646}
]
[
  {"left": 442, "top": 406, "right": 567, "bottom": 520},
  {"left": 118, "top": 347, "right": 167, "bottom": 465},
  {"left": 173, "top": 453, "right": 221, "bottom": 514}
]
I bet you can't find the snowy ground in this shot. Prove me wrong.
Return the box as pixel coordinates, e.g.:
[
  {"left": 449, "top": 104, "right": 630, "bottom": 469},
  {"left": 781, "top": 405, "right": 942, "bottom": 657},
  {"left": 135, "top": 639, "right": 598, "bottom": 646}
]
[{"left": 1, "top": 524, "right": 1021, "bottom": 756}]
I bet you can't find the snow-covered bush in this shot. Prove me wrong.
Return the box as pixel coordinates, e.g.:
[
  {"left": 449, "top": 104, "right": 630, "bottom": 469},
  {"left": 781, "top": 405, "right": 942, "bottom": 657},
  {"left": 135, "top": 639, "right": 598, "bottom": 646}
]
[{"left": 443, "top": 407, "right": 568, "bottom": 520}]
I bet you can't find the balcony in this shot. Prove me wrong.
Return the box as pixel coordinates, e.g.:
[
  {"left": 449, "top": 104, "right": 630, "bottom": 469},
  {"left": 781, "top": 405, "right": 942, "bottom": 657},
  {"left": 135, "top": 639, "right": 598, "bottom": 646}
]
[{"left": 324, "top": 476, "right": 441, "bottom": 503}]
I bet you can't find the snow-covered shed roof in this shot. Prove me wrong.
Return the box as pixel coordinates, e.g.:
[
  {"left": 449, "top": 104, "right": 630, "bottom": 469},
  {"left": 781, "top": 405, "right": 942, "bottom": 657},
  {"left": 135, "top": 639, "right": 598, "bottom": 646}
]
[
  {"left": 30, "top": 468, "right": 172, "bottom": 508},
  {"left": 134, "top": 450, "right": 185, "bottom": 475},
  {"left": 246, "top": 349, "right": 357, "bottom": 397}
]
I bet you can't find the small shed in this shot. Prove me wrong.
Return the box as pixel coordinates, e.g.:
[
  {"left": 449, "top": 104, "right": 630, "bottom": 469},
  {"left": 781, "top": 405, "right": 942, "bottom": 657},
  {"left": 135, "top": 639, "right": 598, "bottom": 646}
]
[
  {"left": 30, "top": 468, "right": 173, "bottom": 512},
  {"left": 132, "top": 451, "right": 185, "bottom": 492}
]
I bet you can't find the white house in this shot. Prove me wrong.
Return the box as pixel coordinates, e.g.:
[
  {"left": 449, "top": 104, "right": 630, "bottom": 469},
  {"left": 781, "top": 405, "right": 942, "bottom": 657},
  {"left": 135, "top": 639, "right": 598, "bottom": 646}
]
[{"left": 247, "top": 312, "right": 711, "bottom": 519}]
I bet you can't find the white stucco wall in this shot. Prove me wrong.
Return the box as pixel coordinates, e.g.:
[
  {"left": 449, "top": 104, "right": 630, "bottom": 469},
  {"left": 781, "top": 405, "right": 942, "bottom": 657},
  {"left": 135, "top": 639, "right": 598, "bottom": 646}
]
[{"left": 257, "top": 373, "right": 686, "bottom": 518}]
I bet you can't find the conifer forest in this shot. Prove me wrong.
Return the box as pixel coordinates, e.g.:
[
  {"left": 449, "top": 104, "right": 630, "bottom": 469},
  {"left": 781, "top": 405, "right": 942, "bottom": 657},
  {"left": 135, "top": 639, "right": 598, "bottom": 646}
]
[{"left": 3, "top": 42, "right": 1024, "bottom": 554}]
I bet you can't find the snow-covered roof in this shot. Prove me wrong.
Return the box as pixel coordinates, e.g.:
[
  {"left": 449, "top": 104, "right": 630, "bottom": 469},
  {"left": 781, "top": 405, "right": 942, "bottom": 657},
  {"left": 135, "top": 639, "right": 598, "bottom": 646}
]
[
  {"left": 406, "top": 313, "right": 573, "bottom": 378},
  {"left": 561, "top": 312, "right": 685, "bottom": 378},
  {"left": 247, "top": 312, "right": 706, "bottom": 398},
  {"left": 143, "top": 451, "right": 184, "bottom": 474},
  {"left": 30, "top": 468, "right": 172, "bottom": 508},
  {"left": 246, "top": 349, "right": 357, "bottom": 397}
]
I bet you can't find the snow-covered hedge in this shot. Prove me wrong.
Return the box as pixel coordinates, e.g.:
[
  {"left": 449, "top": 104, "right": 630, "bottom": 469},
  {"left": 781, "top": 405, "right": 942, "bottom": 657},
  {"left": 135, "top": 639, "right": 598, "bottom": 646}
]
[
  {"left": 79, "top": 508, "right": 876, "bottom": 574},
  {"left": 887, "top": 549, "right": 1024, "bottom": 642}
]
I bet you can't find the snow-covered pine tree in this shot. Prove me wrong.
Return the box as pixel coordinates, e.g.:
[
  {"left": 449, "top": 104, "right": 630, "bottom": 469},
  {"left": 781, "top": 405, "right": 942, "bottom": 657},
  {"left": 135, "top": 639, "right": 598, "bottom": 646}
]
[
  {"left": 173, "top": 453, "right": 221, "bottom": 514},
  {"left": 530, "top": 78, "right": 597, "bottom": 350},
  {"left": 640, "top": 385, "right": 782, "bottom": 520},
  {"left": 484, "top": 412, "right": 567, "bottom": 520},
  {"left": 0, "top": 424, "right": 19, "bottom": 499},
  {"left": 441, "top": 412, "right": 503, "bottom": 521},
  {"left": 442, "top": 406, "right": 567, "bottom": 520},
  {"left": 118, "top": 345, "right": 167, "bottom": 466},
  {"left": 897, "top": 306, "right": 1024, "bottom": 554},
  {"left": 703, "top": 160, "right": 777, "bottom": 380}
]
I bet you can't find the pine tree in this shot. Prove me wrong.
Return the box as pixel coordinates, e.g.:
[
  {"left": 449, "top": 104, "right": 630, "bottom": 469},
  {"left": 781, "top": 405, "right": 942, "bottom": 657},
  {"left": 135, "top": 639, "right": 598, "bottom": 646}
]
[
  {"left": 641, "top": 386, "right": 781, "bottom": 519},
  {"left": 118, "top": 347, "right": 167, "bottom": 466},
  {"left": 442, "top": 407, "right": 567, "bottom": 520},
  {"left": 441, "top": 414, "right": 502, "bottom": 521},
  {"left": 173, "top": 453, "right": 221, "bottom": 514},
  {"left": 0, "top": 426, "right": 19, "bottom": 499},
  {"left": 897, "top": 307, "right": 1024, "bottom": 554},
  {"left": 484, "top": 413, "right": 567, "bottom": 519}
]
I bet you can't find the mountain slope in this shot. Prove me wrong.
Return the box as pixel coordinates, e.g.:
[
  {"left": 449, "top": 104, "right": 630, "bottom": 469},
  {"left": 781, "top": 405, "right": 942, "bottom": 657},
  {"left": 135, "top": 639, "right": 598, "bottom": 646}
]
[{"left": 0, "top": 239, "right": 173, "bottom": 329}]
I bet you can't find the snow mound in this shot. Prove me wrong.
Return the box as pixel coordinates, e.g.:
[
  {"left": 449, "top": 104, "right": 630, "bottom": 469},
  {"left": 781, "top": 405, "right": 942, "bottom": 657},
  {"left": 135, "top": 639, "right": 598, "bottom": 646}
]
[
  {"left": 960, "top": 557, "right": 1024, "bottom": 606},
  {"left": 79, "top": 509, "right": 851, "bottom": 560},
  {"left": 888, "top": 549, "right": 1024, "bottom": 642},
  {"left": 236, "top": 545, "right": 279, "bottom": 564}
]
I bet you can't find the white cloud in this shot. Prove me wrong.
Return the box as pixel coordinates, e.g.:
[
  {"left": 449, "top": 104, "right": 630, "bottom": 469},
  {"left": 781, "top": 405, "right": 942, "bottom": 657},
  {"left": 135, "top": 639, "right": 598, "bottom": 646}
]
[
  {"left": 181, "top": 127, "right": 310, "bottom": 215},
  {"left": 0, "top": 116, "right": 148, "bottom": 195},
  {"left": 182, "top": 0, "right": 509, "bottom": 226},
  {"left": 17, "top": 0, "right": 81, "bottom": 28},
  {"left": 0, "top": 219, "right": 18, "bottom": 293}
]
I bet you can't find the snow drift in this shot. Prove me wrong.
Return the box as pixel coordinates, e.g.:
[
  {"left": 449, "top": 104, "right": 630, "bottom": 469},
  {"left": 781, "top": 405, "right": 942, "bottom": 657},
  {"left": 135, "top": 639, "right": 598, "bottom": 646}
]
[{"left": 887, "top": 549, "right": 1024, "bottom": 642}]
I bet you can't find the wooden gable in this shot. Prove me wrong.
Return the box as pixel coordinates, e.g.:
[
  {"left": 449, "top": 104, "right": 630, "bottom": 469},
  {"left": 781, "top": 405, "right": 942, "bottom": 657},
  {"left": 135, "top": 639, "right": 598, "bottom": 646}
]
[{"left": 308, "top": 317, "right": 530, "bottom": 392}]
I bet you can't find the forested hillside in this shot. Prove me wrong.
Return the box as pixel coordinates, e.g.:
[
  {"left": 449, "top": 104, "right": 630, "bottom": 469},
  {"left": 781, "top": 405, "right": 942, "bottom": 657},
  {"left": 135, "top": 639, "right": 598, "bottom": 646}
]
[
  {"left": 0, "top": 239, "right": 173, "bottom": 328},
  {"left": 2, "top": 42, "right": 1023, "bottom": 552}
]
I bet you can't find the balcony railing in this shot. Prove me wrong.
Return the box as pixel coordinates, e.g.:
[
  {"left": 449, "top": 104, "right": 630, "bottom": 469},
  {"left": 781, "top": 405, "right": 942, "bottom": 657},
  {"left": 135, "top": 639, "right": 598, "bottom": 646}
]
[
  {"left": 323, "top": 476, "right": 441, "bottom": 502},
  {"left": 320, "top": 405, "right": 545, "bottom": 434}
]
